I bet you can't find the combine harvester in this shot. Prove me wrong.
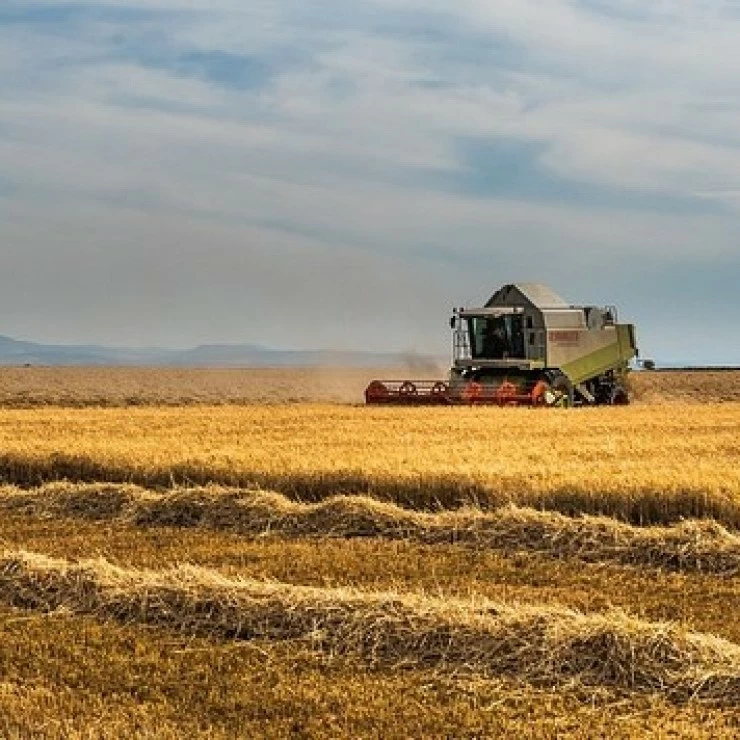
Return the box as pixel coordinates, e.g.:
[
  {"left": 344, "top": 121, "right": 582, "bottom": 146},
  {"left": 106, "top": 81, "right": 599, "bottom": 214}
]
[{"left": 366, "top": 283, "right": 638, "bottom": 407}]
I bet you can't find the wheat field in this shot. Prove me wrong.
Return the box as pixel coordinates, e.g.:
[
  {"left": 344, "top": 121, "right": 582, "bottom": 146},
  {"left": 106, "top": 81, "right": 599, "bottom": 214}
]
[
  {"left": 0, "top": 369, "right": 739, "bottom": 737},
  {"left": 0, "top": 402, "right": 738, "bottom": 524}
]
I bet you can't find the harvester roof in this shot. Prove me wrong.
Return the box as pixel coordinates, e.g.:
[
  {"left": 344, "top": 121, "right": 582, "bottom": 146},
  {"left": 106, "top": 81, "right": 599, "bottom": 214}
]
[{"left": 486, "top": 283, "right": 569, "bottom": 310}]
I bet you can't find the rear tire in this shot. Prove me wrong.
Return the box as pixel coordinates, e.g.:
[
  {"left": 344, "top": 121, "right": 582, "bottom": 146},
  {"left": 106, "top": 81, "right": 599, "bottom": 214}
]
[{"left": 610, "top": 386, "right": 630, "bottom": 405}]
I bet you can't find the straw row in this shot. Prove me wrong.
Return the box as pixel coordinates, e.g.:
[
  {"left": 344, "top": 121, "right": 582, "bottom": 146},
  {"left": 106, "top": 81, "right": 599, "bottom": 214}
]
[
  {"left": 3, "top": 483, "right": 740, "bottom": 575},
  {"left": 1, "top": 549, "right": 738, "bottom": 702},
  {"left": 1, "top": 451, "right": 738, "bottom": 528}
]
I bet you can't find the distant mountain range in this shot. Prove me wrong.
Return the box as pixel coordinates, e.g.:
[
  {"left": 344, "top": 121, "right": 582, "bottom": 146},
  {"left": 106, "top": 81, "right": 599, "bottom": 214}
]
[{"left": 0, "top": 335, "right": 442, "bottom": 369}]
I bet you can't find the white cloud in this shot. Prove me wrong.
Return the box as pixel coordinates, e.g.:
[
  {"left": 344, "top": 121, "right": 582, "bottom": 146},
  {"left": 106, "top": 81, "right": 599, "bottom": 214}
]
[{"left": 0, "top": 1, "right": 739, "bottom": 360}]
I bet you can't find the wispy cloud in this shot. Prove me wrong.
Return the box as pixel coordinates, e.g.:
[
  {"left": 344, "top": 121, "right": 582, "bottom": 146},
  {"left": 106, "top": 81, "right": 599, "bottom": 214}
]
[{"left": 1, "top": 1, "right": 739, "bottom": 361}]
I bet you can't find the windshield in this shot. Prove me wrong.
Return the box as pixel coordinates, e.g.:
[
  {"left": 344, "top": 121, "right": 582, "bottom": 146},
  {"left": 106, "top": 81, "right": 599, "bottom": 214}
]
[{"left": 468, "top": 315, "right": 525, "bottom": 360}]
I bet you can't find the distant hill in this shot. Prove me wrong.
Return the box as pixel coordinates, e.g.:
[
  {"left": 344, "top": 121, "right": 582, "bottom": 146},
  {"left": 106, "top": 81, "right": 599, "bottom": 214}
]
[{"left": 0, "top": 335, "right": 442, "bottom": 369}]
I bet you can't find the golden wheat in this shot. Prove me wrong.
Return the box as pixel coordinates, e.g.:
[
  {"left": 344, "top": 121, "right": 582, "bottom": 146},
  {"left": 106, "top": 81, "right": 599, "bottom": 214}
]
[
  {"left": 2, "top": 549, "right": 739, "bottom": 702},
  {"left": 0, "top": 404, "right": 737, "bottom": 525},
  {"left": 0, "top": 380, "right": 738, "bottom": 735},
  {"left": 2, "top": 612, "right": 736, "bottom": 740}
]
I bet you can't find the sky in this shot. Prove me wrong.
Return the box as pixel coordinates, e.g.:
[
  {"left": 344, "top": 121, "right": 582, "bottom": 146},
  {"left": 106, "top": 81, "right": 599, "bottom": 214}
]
[{"left": 1, "top": 1, "right": 740, "bottom": 363}]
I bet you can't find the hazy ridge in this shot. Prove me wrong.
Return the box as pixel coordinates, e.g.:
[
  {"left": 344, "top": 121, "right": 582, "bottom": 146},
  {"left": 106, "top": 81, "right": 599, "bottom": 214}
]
[{"left": 0, "top": 335, "right": 440, "bottom": 368}]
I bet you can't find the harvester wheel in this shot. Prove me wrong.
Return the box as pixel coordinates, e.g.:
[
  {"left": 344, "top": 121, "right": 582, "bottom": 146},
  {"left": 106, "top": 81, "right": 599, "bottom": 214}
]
[
  {"left": 431, "top": 381, "right": 448, "bottom": 396},
  {"left": 550, "top": 375, "right": 574, "bottom": 407},
  {"left": 399, "top": 381, "right": 418, "bottom": 396},
  {"left": 611, "top": 387, "right": 630, "bottom": 405}
]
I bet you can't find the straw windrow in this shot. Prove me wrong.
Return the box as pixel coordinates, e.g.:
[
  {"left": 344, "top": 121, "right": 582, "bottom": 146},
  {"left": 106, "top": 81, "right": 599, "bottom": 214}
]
[
  {"left": 2, "top": 483, "right": 740, "bottom": 575},
  {"left": 0, "top": 549, "right": 739, "bottom": 703},
  {"left": 0, "top": 450, "right": 738, "bottom": 528}
]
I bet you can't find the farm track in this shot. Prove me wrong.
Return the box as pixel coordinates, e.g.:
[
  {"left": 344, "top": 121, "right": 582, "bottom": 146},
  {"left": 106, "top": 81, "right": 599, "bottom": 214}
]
[
  {"left": 4, "top": 483, "right": 740, "bottom": 576},
  {"left": 3, "top": 549, "right": 740, "bottom": 703}
]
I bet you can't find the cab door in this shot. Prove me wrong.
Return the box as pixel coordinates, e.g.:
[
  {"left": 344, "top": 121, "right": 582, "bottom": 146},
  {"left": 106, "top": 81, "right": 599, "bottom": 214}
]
[{"left": 508, "top": 314, "right": 525, "bottom": 358}]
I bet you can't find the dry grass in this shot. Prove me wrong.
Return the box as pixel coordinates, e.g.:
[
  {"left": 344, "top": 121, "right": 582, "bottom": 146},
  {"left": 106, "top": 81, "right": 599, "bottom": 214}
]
[
  {"left": 3, "top": 483, "right": 740, "bottom": 575},
  {"left": 2, "top": 549, "right": 740, "bottom": 703},
  {"left": 0, "top": 404, "right": 738, "bottom": 526}
]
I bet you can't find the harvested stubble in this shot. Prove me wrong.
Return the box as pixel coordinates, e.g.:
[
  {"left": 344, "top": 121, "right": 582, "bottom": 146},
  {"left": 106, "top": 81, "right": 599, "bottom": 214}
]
[
  {"left": 2, "top": 612, "right": 738, "bottom": 740},
  {"left": 0, "top": 367, "right": 736, "bottom": 407},
  {"left": 2, "top": 549, "right": 740, "bottom": 703},
  {"left": 0, "top": 367, "right": 403, "bottom": 407},
  {"left": 630, "top": 371, "right": 740, "bottom": 405},
  {"left": 4, "top": 483, "right": 740, "bottom": 576}
]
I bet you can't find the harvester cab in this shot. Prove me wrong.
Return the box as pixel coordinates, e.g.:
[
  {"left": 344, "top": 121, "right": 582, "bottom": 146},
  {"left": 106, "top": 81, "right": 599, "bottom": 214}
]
[{"left": 366, "top": 283, "right": 638, "bottom": 407}]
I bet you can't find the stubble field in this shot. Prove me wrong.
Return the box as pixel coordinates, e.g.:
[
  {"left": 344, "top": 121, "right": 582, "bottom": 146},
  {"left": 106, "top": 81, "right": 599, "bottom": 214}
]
[
  {"left": 0, "top": 365, "right": 739, "bottom": 407},
  {"left": 0, "top": 368, "right": 738, "bottom": 738}
]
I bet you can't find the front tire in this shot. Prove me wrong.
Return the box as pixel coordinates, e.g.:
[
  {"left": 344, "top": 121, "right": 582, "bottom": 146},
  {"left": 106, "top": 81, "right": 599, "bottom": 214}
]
[{"left": 548, "top": 374, "right": 574, "bottom": 407}]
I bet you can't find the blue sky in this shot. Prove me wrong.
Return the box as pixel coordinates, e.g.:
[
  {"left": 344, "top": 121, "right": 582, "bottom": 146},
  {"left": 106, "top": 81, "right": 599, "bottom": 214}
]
[{"left": 1, "top": 1, "right": 740, "bottom": 362}]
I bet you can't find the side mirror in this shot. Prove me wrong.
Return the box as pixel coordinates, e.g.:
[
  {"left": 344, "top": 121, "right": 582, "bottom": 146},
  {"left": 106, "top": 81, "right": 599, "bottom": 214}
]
[{"left": 449, "top": 317, "right": 457, "bottom": 329}]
